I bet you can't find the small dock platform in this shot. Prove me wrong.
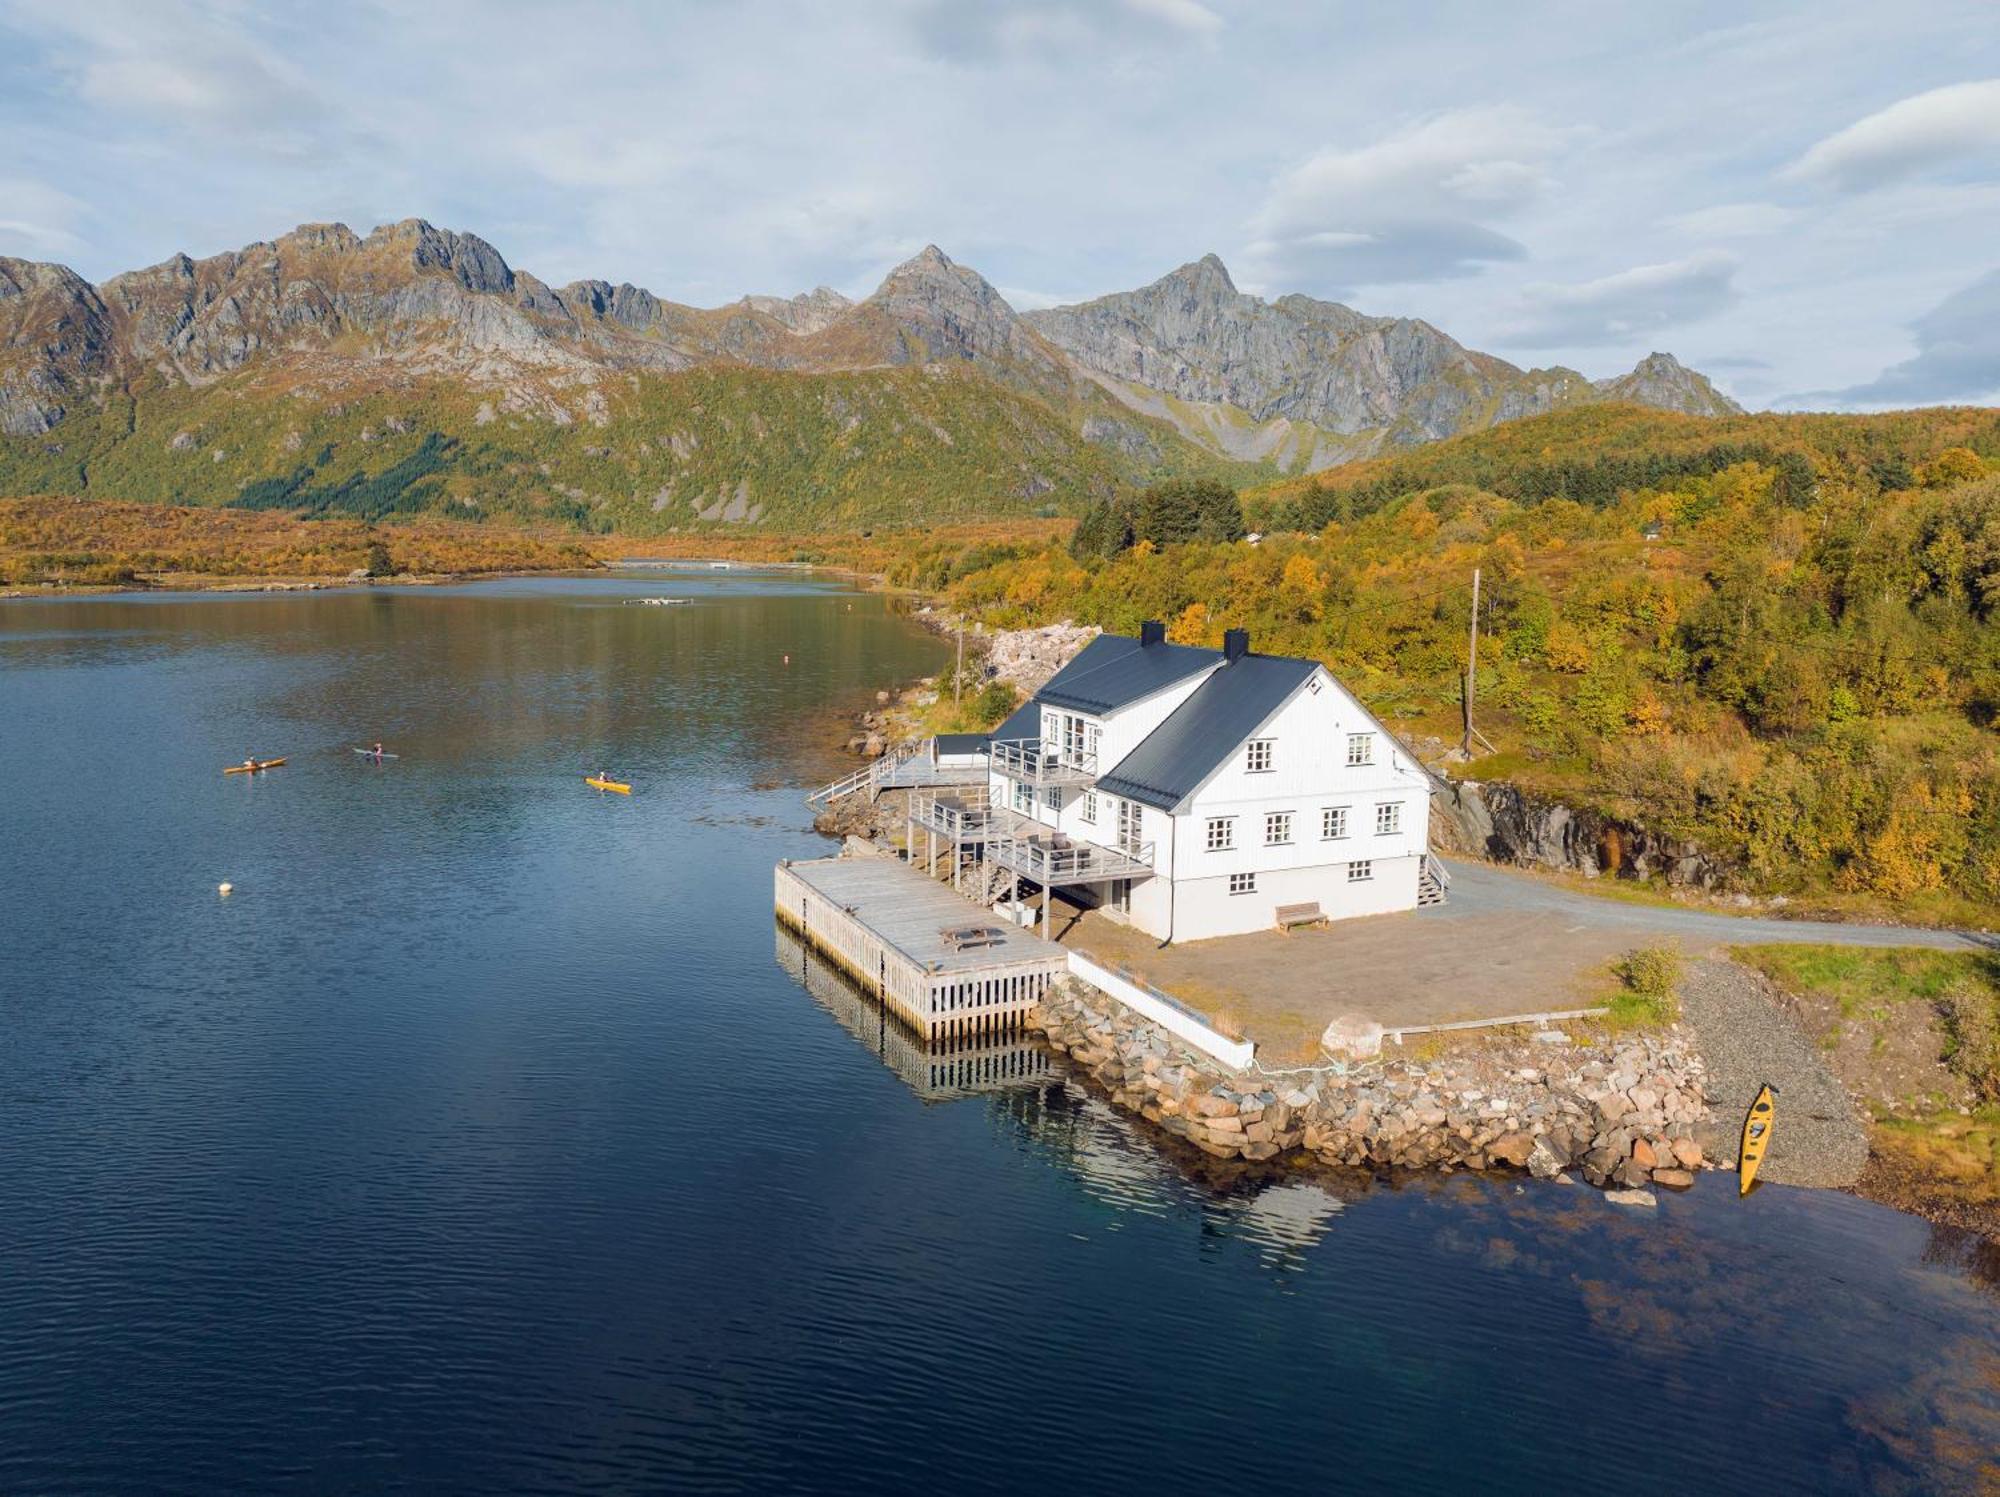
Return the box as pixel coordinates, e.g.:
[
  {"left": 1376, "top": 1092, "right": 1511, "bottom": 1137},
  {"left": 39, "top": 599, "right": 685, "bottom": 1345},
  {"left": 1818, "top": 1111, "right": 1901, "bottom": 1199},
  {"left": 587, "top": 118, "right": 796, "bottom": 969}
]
[{"left": 775, "top": 855, "right": 1067, "bottom": 1040}]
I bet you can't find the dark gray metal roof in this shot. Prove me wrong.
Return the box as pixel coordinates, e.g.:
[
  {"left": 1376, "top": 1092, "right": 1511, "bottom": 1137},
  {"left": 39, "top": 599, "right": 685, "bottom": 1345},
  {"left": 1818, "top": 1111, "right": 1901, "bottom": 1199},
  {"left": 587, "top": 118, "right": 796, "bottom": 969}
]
[
  {"left": 933, "top": 733, "right": 990, "bottom": 755},
  {"left": 989, "top": 698, "right": 1042, "bottom": 744},
  {"left": 1036, "top": 634, "right": 1220, "bottom": 714},
  {"left": 1094, "top": 654, "right": 1318, "bottom": 811}
]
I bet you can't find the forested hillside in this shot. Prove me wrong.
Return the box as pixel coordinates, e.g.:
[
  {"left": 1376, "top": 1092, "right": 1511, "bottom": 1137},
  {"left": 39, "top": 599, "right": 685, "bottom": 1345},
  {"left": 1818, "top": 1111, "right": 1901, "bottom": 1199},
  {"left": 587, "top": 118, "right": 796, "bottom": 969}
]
[{"left": 897, "top": 406, "right": 2000, "bottom": 918}]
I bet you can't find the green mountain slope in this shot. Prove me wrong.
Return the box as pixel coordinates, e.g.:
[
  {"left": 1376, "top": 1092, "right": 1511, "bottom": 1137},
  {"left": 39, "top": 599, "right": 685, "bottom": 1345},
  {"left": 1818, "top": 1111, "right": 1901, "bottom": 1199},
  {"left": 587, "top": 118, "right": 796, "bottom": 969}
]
[{"left": 1, "top": 364, "right": 1266, "bottom": 533}]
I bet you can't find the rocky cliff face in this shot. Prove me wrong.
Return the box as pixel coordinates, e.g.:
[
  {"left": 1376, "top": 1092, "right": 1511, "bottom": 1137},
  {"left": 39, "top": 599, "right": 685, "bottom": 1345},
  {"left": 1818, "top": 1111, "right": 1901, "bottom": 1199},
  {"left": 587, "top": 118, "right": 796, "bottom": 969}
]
[
  {"left": 1026, "top": 255, "right": 1735, "bottom": 469},
  {"left": 1592, "top": 351, "right": 1743, "bottom": 417},
  {"left": 0, "top": 218, "right": 1745, "bottom": 476}
]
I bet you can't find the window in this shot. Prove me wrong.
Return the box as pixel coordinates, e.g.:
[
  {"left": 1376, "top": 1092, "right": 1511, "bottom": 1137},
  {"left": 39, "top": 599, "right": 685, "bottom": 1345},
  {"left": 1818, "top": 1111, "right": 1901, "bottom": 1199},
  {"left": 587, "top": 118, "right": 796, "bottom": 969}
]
[
  {"left": 1346, "top": 733, "right": 1373, "bottom": 766},
  {"left": 1115, "top": 799, "right": 1143, "bottom": 856},
  {"left": 1321, "top": 805, "right": 1349, "bottom": 840},
  {"left": 1205, "top": 817, "right": 1235, "bottom": 851},
  {"left": 1061, "top": 713, "right": 1088, "bottom": 763},
  {"left": 1086, "top": 723, "right": 1101, "bottom": 762},
  {"left": 1246, "top": 738, "right": 1274, "bottom": 773},
  {"left": 1347, "top": 860, "right": 1374, "bottom": 882},
  {"left": 1081, "top": 790, "right": 1098, "bottom": 824},
  {"left": 1011, "top": 779, "right": 1030, "bottom": 813},
  {"left": 1044, "top": 785, "right": 1063, "bottom": 812},
  {"left": 1229, "top": 872, "right": 1257, "bottom": 895},
  {"left": 1265, "top": 811, "right": 1293, "bottom": 845},
  {"left": 1375, "top": 802, "right": 1400, "bottom": 835}
]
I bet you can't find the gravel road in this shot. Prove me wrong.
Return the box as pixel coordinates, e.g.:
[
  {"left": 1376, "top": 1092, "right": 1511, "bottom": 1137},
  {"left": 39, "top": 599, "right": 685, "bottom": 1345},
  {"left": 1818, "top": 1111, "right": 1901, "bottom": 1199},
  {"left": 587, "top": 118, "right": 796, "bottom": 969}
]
[{"left": 1437, "top": 858, "right": 1992, "bottom": 952}]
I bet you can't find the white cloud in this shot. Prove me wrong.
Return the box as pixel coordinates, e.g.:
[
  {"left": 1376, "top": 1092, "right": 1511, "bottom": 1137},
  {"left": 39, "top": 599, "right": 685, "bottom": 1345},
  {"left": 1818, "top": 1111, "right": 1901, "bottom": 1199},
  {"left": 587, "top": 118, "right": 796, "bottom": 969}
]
[
  {"left": 7, "top": 0, "right": 337, "bottom": 157},
  {"left": 1826, "top": 268, "right": 2000, "bottom": 404},
  {"left": 1246, "top": 106, "right": 1566, "bottom": 290},
  {"left": 1784, "top": 79, "right": 2000, "bottom": 192},
  {"left": 1667, "top": 202, "right": 1795, "bottom": 238},
  {"left": 908, "top": 0, "right": 1220, "bottom": 60},
  {"left": 1500, "top": 251, "right": 1740, "bottom": 348},
  {"left": 0, "top": 177, "right": 85, "bottom": 257}
]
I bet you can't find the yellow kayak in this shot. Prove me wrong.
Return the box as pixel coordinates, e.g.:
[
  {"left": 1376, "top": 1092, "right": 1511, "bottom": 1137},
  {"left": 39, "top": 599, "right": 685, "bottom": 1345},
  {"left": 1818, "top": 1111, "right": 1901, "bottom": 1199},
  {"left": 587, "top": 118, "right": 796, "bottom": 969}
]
[
  {"left": 223, "top": 758, "right": 288, "bottom": 775},
  {"left": 584, "top": 776, "right": 632, "bottom": 794},
  {"left": 1739, "top": 1083, "right": 1777, "bottom": 1195}
]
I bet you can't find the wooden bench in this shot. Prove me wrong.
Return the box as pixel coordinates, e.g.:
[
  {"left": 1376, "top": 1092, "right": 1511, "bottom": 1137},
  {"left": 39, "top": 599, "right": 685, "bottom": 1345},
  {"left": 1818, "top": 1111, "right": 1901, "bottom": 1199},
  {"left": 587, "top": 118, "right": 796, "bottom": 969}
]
[
  {"left": 1274, "top": 902, "right": 1328, "bottom": 934},
  {"left": 941, "top": 924, "right": 1004, "bottom": 951}
]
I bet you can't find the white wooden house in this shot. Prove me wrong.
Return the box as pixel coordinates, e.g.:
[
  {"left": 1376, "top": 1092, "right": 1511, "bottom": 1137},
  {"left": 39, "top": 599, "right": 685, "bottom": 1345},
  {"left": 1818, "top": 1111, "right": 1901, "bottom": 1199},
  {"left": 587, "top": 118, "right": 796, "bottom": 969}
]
[{"left": 904, "top": 621, "right": 1441, "bottom": 943}]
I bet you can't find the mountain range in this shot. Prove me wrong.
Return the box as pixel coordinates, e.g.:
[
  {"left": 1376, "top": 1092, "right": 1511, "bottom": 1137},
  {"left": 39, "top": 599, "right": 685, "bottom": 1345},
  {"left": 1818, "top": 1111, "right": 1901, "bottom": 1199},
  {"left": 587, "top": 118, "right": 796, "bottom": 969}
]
[{"left": 0, "top": 219, "right": 1740, "bottom": 531}]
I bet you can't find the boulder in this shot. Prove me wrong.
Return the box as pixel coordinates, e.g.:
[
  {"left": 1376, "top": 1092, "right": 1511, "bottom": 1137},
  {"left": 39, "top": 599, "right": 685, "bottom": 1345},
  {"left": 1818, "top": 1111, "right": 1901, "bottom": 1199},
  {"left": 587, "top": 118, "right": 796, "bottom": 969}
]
[
  {"left": 1631, "top": 1138, "right": 1659, "bottom": 1169},
  {"left": 1489, "top": 1131, "right": 1534, "bottom": 1168},
  {"left": 1320, "top": 1014, "right": 1384, "bottom": 1060},
  {"left": 1604, "top": 1188, "right": 1658, "bottom": 1208},
  {"left": 1670, "top": 1137, "right": 1704, "bottom": 1171},
  {"left": 1650, "top": 1168, "right": 1695, "bottom": 1190},
  {"left": 1527, "top": 1136, "right": 1567, "bottom": 1180}
]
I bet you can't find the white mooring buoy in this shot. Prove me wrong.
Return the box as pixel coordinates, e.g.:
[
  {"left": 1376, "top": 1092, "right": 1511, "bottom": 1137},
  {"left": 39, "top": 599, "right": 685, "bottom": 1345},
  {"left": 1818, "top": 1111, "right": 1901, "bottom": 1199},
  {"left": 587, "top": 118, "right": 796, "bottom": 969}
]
[{"left": 218, "top": 882, "right": 234, "bottom": 896}]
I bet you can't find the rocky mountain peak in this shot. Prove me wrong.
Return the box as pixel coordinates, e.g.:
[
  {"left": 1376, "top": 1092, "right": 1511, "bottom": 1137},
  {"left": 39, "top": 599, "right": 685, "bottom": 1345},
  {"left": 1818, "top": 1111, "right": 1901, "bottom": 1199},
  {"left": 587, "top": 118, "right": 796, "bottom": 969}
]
[{"left": 1594, "top": 350, "right": 1743, "bottom": 417}]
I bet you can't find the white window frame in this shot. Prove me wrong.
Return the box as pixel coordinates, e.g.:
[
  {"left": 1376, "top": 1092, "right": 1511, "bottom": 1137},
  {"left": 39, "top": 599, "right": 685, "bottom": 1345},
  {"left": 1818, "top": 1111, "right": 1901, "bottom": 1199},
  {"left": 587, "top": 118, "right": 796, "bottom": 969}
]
[
  {"left": 1081, "top": 790, "right": 1098, "bottom": 824},
  {"left": 1346, "top": 733, "right": 1373, "bottom": 767},
  {"left": 1228, "top": 872, "right": 1257, "bottom": 895},
  {"left": 1044, "top": 785, "right": 1063, "bottom": 812},
  {"left": 1265, "top": 811, "right": 1293, "bottom": 846},
  {"left": 1011, "top": 778, "right": 1030, "bottom": 813},
  {"left": 1347, "top": 860, "right": 1374, "bottom": 882},
  {"left": 1205, "top": 817, "right": 1235, "bottom": 852},
  {"left": 1321, "top": 805, "right": 1350, "bottom": 840},
  {"left": 1246, "top": 738, "right": 1274, "bottom": 773},
  {"left": 1375, "top": 802, "right": 1400, "bottom": 835}
]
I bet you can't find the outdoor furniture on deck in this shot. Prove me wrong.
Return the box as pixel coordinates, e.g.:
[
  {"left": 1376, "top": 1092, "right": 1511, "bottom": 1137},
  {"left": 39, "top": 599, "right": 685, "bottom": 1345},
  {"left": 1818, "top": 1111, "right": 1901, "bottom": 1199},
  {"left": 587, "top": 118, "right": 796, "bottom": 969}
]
[
  {"left": 1274, "top": 902, "right": 1329, "bottom": 934},
  {"left": 941, "top": 924, "right": 1005, "bottom": 951}
]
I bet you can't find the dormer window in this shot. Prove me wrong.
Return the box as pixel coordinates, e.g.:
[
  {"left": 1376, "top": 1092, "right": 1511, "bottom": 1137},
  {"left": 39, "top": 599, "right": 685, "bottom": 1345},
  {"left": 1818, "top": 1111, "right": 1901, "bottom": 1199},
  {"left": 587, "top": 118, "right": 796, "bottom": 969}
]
[{"left": 1246, "top": 738, "right": 1274, "bottom": 773}]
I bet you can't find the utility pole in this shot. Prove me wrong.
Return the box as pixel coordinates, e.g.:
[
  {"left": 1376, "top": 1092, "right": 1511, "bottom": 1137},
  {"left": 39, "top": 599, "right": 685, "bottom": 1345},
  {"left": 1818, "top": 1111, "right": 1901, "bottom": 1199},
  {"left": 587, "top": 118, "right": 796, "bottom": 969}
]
[{"left": 1461, "top": 566, "right": 1493, "bottom": 756}]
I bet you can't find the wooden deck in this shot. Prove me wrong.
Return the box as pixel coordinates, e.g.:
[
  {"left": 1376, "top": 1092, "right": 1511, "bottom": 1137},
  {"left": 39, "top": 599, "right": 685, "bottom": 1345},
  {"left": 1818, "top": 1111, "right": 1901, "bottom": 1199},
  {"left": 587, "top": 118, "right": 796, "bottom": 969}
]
[{"left": 774, "top": 855, "right": 1068, "bottom": 1040}]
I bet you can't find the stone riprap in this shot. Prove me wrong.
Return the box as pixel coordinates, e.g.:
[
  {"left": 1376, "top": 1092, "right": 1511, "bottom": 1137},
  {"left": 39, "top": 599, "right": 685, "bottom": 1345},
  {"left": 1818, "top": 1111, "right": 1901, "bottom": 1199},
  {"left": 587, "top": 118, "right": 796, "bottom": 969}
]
[{"left": 1031, "top": 979, "right": 1710, "bottom": 1191}]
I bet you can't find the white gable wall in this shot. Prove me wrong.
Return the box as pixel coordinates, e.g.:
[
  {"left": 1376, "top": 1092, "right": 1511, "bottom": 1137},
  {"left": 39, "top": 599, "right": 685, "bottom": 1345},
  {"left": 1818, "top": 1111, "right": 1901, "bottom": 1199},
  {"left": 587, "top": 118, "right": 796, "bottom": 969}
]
[
  {"left": 982, "top": 655, "right": 1434, "bottom": 944},
  {"left": 1153, "top": 666, "right": 1432, "bottom": 941}
]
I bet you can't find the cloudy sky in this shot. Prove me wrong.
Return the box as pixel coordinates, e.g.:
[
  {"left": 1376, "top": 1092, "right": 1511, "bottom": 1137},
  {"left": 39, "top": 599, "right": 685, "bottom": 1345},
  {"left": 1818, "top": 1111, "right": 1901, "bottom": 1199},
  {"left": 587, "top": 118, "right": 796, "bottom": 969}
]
[{"left": 2, "top": 0, "right": 1997, "bottom": 409}]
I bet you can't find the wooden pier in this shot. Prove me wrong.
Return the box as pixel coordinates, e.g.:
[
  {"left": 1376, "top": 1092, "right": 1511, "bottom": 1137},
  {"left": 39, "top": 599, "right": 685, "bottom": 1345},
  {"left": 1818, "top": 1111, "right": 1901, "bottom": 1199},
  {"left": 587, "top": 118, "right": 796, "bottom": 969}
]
[
  {"left": 775, "top": 923, "right": 1054, "bottom": 1100},
  {"left": 774, "top": 855, "right": 1068, "bottom": 1041}
]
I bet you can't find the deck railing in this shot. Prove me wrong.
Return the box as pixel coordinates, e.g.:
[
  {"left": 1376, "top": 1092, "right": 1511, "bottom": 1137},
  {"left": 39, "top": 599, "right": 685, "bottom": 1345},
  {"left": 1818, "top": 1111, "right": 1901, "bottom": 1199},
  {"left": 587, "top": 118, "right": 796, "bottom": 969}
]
[
  {"left": 989, "top": 736, "right": 1098, "bottom": 787},
  {"left": 807, "top": 737, "right": 986, "bottom": 808}
]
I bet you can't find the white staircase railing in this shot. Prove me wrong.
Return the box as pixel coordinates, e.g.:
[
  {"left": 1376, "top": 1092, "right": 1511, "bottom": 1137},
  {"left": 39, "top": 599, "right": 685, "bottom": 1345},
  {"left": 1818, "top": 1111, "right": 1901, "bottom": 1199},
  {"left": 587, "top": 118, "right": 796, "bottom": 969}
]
[{"left": 806, "top": 737, "right": 932, "bottom": 808}]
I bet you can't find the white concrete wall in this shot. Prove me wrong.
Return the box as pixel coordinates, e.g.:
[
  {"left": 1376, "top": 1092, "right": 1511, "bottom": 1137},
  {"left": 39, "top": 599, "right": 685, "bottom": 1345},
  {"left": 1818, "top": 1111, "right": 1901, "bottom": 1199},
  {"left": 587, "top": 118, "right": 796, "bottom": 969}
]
[
  {"left": 1167, "top": 854, "right": 1422, "bottom": 942},
  {"left": 1066, "top": 950, "right": 1256, "bottom": 1068}
]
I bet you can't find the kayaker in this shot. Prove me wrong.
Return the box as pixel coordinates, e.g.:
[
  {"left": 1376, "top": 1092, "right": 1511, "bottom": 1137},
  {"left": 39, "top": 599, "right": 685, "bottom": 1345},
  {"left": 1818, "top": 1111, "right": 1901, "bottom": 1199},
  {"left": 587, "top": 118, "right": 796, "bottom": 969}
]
[
  {"left": 373, "top": 741, "right": 385, "bottom": 759},
  {"left": 242, "top": 756, "right": 257, "bottom": 771}
]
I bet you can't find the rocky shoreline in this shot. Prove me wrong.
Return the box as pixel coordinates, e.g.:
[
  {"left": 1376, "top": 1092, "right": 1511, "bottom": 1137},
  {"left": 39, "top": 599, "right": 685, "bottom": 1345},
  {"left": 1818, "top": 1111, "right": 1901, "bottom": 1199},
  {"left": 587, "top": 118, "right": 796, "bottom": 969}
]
[{"left": 1031, "top": 980, "right": 1711, "bottom": 1200}]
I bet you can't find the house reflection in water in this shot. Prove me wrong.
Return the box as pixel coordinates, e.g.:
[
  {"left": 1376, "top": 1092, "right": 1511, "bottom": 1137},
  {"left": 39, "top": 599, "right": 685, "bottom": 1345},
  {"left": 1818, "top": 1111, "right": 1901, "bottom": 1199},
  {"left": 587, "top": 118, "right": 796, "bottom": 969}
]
[{"left": 774, "top": 923, "right": 1054, "bottom": 1102}]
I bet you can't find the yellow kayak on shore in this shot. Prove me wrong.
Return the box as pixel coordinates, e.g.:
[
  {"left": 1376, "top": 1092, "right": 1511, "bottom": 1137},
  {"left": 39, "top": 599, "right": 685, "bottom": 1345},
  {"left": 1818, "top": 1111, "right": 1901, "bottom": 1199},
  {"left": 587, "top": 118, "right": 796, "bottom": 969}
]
[
  {"left": 584, "top": 776, "right": 632, "bottom": 794},
  {"left": 224, "top": 758, "right": 288, "bottom": 775},
  {"left": 1739, "top": 1083, "right": 1777, "bottom": 1195}
]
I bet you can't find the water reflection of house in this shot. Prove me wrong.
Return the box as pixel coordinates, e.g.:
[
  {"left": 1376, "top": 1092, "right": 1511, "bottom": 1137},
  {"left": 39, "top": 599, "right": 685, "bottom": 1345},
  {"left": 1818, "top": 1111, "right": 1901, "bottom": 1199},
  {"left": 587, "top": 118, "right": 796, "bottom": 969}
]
[{"left": 774, "top": 923, "right": 1053, "bottom": 1102}]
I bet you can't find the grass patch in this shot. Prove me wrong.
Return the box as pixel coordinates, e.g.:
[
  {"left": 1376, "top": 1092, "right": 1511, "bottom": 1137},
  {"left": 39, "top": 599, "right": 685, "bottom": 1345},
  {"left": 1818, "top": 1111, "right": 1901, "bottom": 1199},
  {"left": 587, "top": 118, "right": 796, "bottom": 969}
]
[
  {"left": 1735, "top": 945, "right": 1998, "bottom": 1023},
  {"left": 1872, "top": 1106, "right": 2000, "bottom": 1206},
  {"left": 1595, "top": 943, "right": 1684, "bottom": 1031}
]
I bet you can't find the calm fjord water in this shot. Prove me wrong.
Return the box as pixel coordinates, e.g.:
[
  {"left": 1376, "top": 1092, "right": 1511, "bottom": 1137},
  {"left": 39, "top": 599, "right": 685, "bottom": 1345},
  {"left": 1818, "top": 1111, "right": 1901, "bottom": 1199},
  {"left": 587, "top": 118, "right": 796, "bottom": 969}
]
[{"left": 3, "top": 572, "right": 1998, "bottom": 1495}]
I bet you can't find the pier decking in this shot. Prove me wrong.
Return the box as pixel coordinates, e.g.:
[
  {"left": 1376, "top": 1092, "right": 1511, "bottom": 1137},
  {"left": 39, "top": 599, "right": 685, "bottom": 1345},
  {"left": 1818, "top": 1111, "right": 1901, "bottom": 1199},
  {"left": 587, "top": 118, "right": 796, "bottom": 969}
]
[{"left": 775, "top": 855, "right": 1067, "bottom": 1039}]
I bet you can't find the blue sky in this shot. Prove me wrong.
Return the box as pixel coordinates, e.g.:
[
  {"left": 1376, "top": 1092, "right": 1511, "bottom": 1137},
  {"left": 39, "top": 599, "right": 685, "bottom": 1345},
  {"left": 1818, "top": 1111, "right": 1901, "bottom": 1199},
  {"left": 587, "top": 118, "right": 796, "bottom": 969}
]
[{"left": 3, "top": 0, "right": 1998, "bottom": 409}]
